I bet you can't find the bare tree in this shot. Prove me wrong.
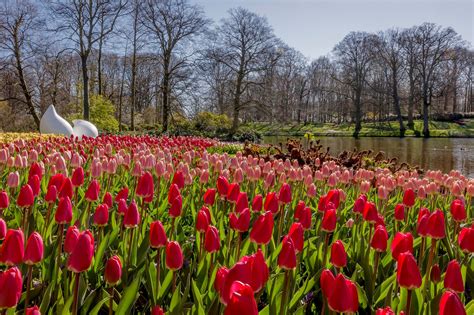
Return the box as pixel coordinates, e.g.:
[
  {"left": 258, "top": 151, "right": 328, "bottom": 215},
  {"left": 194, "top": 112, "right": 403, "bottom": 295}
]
[
  {"left": 50, "top": 0, "right": 126, "bottom": 120},
  {"left": 209, "top": 8, "right": 279, "bottom": 133},
  {"left": 412, "top": 23, "right": 461, "bottom": 137},
  {"left": 0, "top": 0, "right": 42, "bottom": 128},
  {"left": 374, "top": 29, "right": 406, "bottom": 136},
  {"left": 333, "top": 32, "right": 375, "bottom": 137},
  {"left": 142, "top": 0, "right": 208, "bottom": 132}
]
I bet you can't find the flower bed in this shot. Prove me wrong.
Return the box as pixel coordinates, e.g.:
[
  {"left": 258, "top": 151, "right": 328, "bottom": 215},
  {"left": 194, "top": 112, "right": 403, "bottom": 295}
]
[{"left": 0, "top": 135, "right": 472, "bottom": 314}]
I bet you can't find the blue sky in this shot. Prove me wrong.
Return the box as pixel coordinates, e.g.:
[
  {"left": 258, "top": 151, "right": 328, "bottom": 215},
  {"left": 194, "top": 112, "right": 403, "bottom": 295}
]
[{"left": 192, "top": 0, "right": 473, "bottom": 59}]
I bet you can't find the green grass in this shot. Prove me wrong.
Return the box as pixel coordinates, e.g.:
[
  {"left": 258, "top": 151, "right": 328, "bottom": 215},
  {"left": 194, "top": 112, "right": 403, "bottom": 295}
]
[{"left": 242, "top": 119, "right": 474, "bottom": 138}]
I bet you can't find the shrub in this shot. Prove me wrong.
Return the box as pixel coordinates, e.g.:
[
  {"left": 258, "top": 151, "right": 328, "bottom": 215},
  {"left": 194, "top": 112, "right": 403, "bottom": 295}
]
[
  {"left": 193, "top": 112, "right": 232, "bottom": 136},
  {"left": 68, "top": 95, "right": 119, "bottom": 133}
]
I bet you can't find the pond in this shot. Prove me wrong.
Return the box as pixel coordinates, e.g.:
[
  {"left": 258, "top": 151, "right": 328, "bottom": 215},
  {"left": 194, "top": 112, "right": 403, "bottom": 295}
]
[{"left": 263, "top": 136, "right": 474, "bottom": 178}]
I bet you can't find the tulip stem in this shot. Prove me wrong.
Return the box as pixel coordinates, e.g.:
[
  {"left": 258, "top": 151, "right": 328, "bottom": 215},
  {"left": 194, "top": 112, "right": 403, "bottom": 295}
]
[
  {"left": 277, "top": 203, "right": 285, "bottom": 242},
  {"left": 44, "top": 203, "right": 53, "bottom": 234},
  {"left": 170, "top": 217, "right": 176, "bottom": 240},
  {"left": 72, "top": 272, "right": 80, "bottom": 315},
  {"left": 235, "top": 232, "right": 242, "bottom": 260},
  {"left": 22, "top": 206, "right": 31, "bottom": 234},
  {"left": 279, "top": 270, "right": 290, "bottom": 315},
  {"left": 172, "top": 271, "right": 176, "bottom": 292},
  {"left": 55, "top": 223, "right": 64, "bottom": 282},
  {"left": 156, "top": 248, "right": 161, "bottom": 303},
  {"left": 109, "top": 286, "right": 114, "bottom": 315},
  {"left": 418, "top": 237, "right": 426, "bottom": 265},
  {"left": 126, "top": 228, "right": 134, "bottom": 272},
  {"left": 24, "top": 264, "right": 33, "bottom": 313},
  {"left": 371, "top": 251, "right": 380, "bottom": 305},
  {"left": 322, "top": 232, "right": 330, "bottom": 267},
  {"left": 423, "top": 239, "right": 437, "bottom": 293},
  {"left": 405, "top": 289, "right": 412, "bottom": 315}
]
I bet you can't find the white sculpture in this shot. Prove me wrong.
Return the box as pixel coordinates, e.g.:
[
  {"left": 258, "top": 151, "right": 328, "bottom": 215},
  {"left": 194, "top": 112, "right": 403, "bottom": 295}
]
[
  {"left": 72, "top": 119, "right": 99, "bottom": 139},
  {"left": 40, "top": 105, "right": 98, "bottom": 138},
  {"left": 40, "top": 105, "right": 74, "bottom": 136}
]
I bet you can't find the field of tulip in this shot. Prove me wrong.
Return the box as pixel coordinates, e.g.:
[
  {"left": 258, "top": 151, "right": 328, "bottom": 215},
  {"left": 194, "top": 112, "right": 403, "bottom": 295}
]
[{"left": 0, "top": 134, "right": 473, "bottom": 315}]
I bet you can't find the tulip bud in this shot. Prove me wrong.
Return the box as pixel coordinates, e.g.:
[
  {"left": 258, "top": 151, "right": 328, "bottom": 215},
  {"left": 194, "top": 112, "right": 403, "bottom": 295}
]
[
  {"left": 24, "top": 232, "right": 44, "bottom": 265},
  {"left": 430, "top": 264, "right": 441, "bottom": 283},
  {"left": 150, "top": 221, "right": 167, "bottom": 249},
  {"left": 328, "top": 274, "right": 359, "bottom": 313},
  {"left": 217, "top": 176, "right": 229, "bottom": 197},
  {"left": 204, "top": 225, "right": 220, "bottom": 253},
  {"left": 250, "top": 211, "right": 274, "bottom": 245},
  {"left": 7, "top": 171, "right": 20, "bottom": 188},
  {"left": 115, "top": 187, "right": 129, "bottom": 203},
  {"left": 151, "top": 306, "right": 165, "bottom": 315},
  {"left": 0, "top": 267, "right": 23, "bottom": 309},
  {"left": 288, "top": 222, "right": 304, "bottom": 253},
  {"left": 224, "top": 281, "right": 258, "bottom": 315},
  {"left": 426, "top": 209, "right": 445, "bottom": 239},
  {"left": 136, "top": 171, "right": 154, "bottom": 198},
  {"left": 203, "top": 188, "right": 216, "bottom": 206},
  {"left": 278, "top": 183, "right": 292, "bottom": 204},
  {"left": 71, "top": 167, "right": 85, "bottom": 187},
  {"left": 227, "top": 183, "right": 240, "bottom": 203},
  {"left": 103, "top": 192, "right": 113, "bottom": 208},
  {"left": 167, "top": 184, "right": 180, "bottom": 204},
  {"left": 64, "top": 225, "right": 80, "bottom": 254},
  {"left": 371, "top": 225, "right": 388, "bottom": 252},
  {"left": 93, "top": 204, "right": 109, "bottom": 227},
  {"left": 439, "top": 290, "right": 467, "bottom": 315},
  {"left": 444, "top": 259, "right": 464, "bottom": 293},
  {"left": 0, "top": 191, "right": 9, "bottom": 210},
  {"left": 394, "top": 204, "right": 405, "bottom": 221},
  {"left": 67, "top": 230, "right": 94, "bottom": 273},
  {"left": 402, "top": 188, "right": 416, "bottom": 207},
  {"left": 85, "top": 180, "right": 100, "bottom": 202},
  {"left": 391, "top": 232, "right": 413, "bottom": 260},
  {"left": 330, "top": 240, "right": 347, "bottom": 268},
  {"left": 321, "top": 208, "right": 337, "bottom": 232},
  {"left": 320, "top": 269, "right": 335, "bottom": 298},
  {"left": 278, "top": 236, "right": 297, "bottom": 270},
  {"left": 45, "top": 185, "right": 58, "bottom": 204},
  {"left": 0, "top": 218, "right": 6, "bottom": 240},
  {"left": 169, "top": 195, "right": 183, "bottom": 218},
  {"left": 55, "top": 196, "right": 73, "bottom": 224},
  {"left": 0, "top": 229, "right": 24, "bottom": 265},
  {"left": 172, "top": 171, "right": 185, "bottom": 189},
  {"left": 26, "top": 305, "right": 41, "bottom": 315},
  {"left": 17, "top": 184, "right": 34, "bottom": 208},
  {"left": 396, "top": 252, "right": 421, "bottom": 289},
  {"left": 196, "top": 210, "right": 210, "bottom": 233},
  {"left": 124, "top": 201, "right": 140, "bottom": 228},
  {"left": 165, "top": 241, "right": 183, "bottom": 271},
  {"left": 117, "top": 199, "right": 128, "bottom": 216},
  {"left": 450, "top": 199, "right": 466, "bottom": 222},
  {"left": 105, "top": 255, "right": 122, "bottom": 285},
  {"left": 59, "top": 178, "right": 73, "bottom": 200}
]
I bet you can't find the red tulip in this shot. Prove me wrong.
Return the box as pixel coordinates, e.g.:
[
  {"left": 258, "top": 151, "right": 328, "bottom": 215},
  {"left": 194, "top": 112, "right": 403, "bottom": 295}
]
[
  {"left": 327, "top": 274, "right": 358, "bottom": 313},
  {"left": 319, "top": 189, "right": 340, "bottom": 211},
  {"left": 150, "top": 220, "right": 167, "bottom": 248},
  {"left": 426, "top": 209, "right": 445, "bottom": 239},
  {"left": 136, "top": 171, "right": 154, "bottom": 198},
  {"left": 278, "top": 236, "right": 297, "bottom": 270},
  {"left": 227, "top": 183, "right": 240, "bottom": 203},
  {"left": 444, "top": 259, "right": 464, "bottom": 293},
  {"left": 320, "top": 269, "right": 335, "bottom": 298},
  {"left": 229, "top": 208, "right": 250, "bottom": 232},
  {"left": 71, "top": 167, "right": 84, "bottom": 187},
  {"left": 58, "top": 177, "right": 73, "bottom": 199},
  {"left": 251, "top": 194, "right": 263, "bottom": 212},
  {"left": 430, "top": 264, "right": 441, "bottom": 283},
  {"left": 0, "top": 266, "right": 23, "bottom": 309},
  {"left": 287, "top": 222, "right": 304, "bottom": 253},
  {"left": 363, "top": 201, "right": 378, "bottom": 223},
  {"left": 264, "top": 192, "right": 279, "bottom": 213},
  {"left": 93, "top": 204, "right": 109, "bottom": 227},
  {"left": 396, "top": 252, "right": 422, "bottom": 289},
  {"left": 55, "top": 196, "right": 73, "bottom": 224},
  {"left": 48, "top": 173, "right": 65, "bottom": 191},
  {"left": 371, "top": 225, "right": 388, "bottom": 252},
  {"left": 353, "top": 194, "right": 367, "bottom": 214},
  {"left": 235, "top": 192, "right": 248, "bottom": 213},
  {"left": 117, "top": 199, "right": 128, "bottom": 216},
  {"left": 169, "top": 195, "right": 183, "bottom": 218},
  {"left": 224, "top": 281, "right": 258, "bottom": 315},
  {"left": 67, "top": 230, "right": 94, "bottom": 273},
  {"left": 0, "top": 191, "right": 9, "bottom": 210},
  {"left": 250, "top": 211, "right": 274, "bottom": 245},
  {"left": 203, "top": 188, "right": 216, "bottom": 205},
  {"left": 450, "top": 199, "right": 466, "bottom": 222},
  {"left": 245, "top": 249, "right": 269, "bottom": 292},
  {"left": 458, "top": 226, "right": 474, "bottom": 253},
  {"left": 64, "top": 225, "right": 80, "bottom": 254},
  {"left": 168, "top": 184, "right": 180, "bottom": 204},
  {"left": 115, "top": 187, "right": 129, "bottom": 203},
  {"left": 151, "top": 306, "right": 165, "bottom": 315},
  {"left": 416, "top": 208, "right": 430, "bottom": 237},
  {"left": 24, "top": 232, "right": 44, "bottom": 265},
  {"left": 296, "top": 206, "right": 312, "bottom": 230},
  {"left": 28, "top": 175, "right": 41, "bottom": 197},
  {"left": 0, "top": 229, "right": 24, "bottom": 265},
  {"left": 85, "top": 180, "right": 100, "bottom": 202},
  {"left": 25, "top": 305, "right": 41, "bottom": 315},
  {"left": 439, "top": 290, "right": 466, "bottom": 315},
  {"left": 204, "top": 225, "right": 220, "bottom": 253},
  {"left": 394, "top": 204, "right": 405, "bottom": 221},
  {"left": 17, "top": 184, "right": 34, "bottom": 208},
  {"left": 391, "top": 232, "right": 413, "bottom": 260},
  {"left": 294, "top": 200, "right": 306, "bottom": 219},
  {"left": 45, "top": 185, "right": 58, "bottom": 204},
  {"left": 215, "top": 267, "right": 229, "bottom": 302},
  {"left": 0, "top": 218, "right": 6, "bottom": 240},
  {"left": 217, "top": 176, "right": 229, "bottom": 197},
  {"left": 321, "top": 208, "right": 337, "bottom": 232},
  {"left": 105, "top": 255, "right": 122, "bottom": 285},
  {"left": 103, "top": 192, "right": 113, "bottom": 208},
  {"left": 165, "top": 241, "right": 183, "bottom": 271},
  {"left": 376, "top": 307, "right": 395, "bottom": 315},
  {"left": 330, "top": 240, "right": 347, "bottom": 268},
  {"left": 28, "top": 162, "right": 42, "bottom": 181},
  {"left": 124, "top": 201, "right": 140, "bottom": 228},
  {"left": 402, "top": 188, "right": 416, "bottom": 207},
  {"left": 172, "top": 171, "right": 185, "bottom": 189},
  {"left": 278, "top": 183, "right": 292, "bottom": 204}
]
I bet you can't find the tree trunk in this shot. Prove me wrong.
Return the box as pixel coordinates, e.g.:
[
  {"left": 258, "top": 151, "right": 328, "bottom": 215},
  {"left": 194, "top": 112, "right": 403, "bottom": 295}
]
[
  {"left": 422, "top": 85, "right": 430, "bottom": 138},
  {"left": 392, "top": 71, "right": 405, "bottom": 137},
  {"left": 407, "top": 72, "right": 415, "bottom": 129},
  {"left": 353, "top": 89, "right": 362, "bottom": 138},
  {"left": 13, "top": 29, "right": 40, "bottom": 129},
  {"left": 162, "top": 62, "right": 170, "bottom": 132},
  {"left": 231, "top": 74, "right": 243, "bottom": 134},
  {"left": 81, "top": 54, "right": 90, "bottom": 120},
  {"left": 130, "top": 46, "right": 137, "bottom": 131},
  {"left": 98, "top": 36, "right": 103, "bottom": 95}
]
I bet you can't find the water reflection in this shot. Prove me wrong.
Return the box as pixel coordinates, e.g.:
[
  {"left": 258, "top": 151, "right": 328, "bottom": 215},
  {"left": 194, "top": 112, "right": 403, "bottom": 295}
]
[{"left": 263, "top": 136, "right": 474, "bottom": 178}]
